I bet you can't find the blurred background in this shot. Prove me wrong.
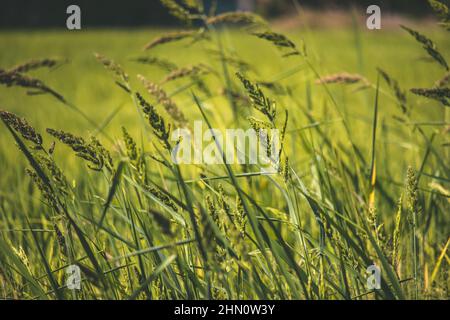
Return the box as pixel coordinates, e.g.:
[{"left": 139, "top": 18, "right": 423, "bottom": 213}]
[
  {"left": 0, "top": 0, "right": 448, "bottom": 28},
  {"left": 0, "top": 0, "right": 448, "bottom": 172}
]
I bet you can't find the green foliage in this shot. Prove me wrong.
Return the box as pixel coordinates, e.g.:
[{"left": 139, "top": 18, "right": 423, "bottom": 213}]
[{"left": 0, "top": 4, "right": 448, "bottom": 301}]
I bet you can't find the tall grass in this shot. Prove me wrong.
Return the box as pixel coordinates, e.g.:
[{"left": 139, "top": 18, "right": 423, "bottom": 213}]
[{"left": 0, "top": 0, "right": 448, "bottom": 300}]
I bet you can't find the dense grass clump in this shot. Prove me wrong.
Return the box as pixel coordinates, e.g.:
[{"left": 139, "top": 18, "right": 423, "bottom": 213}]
[{"left": 0, "top": 1, "right": 449, "bottom": 300}]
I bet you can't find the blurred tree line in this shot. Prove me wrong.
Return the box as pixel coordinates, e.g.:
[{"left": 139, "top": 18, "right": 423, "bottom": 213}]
[
  {"left": 0, "top": 0, "right": 446, "bottom": 28},
  {"left": 259, "top": 0, "right": 448, "bottom": 17}
]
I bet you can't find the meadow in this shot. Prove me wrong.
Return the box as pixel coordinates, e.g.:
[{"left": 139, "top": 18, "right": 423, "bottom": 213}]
[{"left": 0, "top": 3, "right": 449, "bottom": 300}]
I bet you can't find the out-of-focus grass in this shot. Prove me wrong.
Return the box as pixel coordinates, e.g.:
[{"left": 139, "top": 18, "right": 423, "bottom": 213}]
[{"left": 0, "top": 27, "right": 448, "bottom": 177}]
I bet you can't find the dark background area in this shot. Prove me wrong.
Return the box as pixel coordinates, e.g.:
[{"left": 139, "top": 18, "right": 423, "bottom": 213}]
[{"left": 0, "top": 0, "right": 447, "bottom": 28}]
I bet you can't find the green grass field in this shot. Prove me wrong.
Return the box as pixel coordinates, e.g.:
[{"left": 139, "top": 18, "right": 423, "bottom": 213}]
[{"left": 0, "top": 8, "right": 449, "bottom": 300}]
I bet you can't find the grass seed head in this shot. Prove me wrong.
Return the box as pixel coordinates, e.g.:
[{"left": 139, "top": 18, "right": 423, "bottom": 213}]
[
  {"left": 89, "top": 136, "right": 114, "bottom": 173},
  {"left": 206, "top": 12, "right": 266, "bottom": 27},
  {"left": 53, "top": 222, "right": 68, "bottom": 257},
  {"left": 316, "top": 72, "right": 369, "bottom": 86},
  {"left": 160, "top": 64, "right": 208, "bottom": 84},
  {"left": 148, "top": 209, "right": 173, "bottom": 236},
  {"left": 136, "top": 92, "right": 172, "bottom": 149},
  {"left": 0, "top": 71, "right": 66, "bottom": 103},
  {"left": 26, "top": 168, "right": 59, "bottom": 210},
  {"left": 46, "top": 128, "right": 105, "bottom": 171},
  {"left": 145, "top": 184, "right": 178, "bottom": 212},
  {"left": 378, "top": 68, "right": 408, "bottom": 114},
  {"left": 410, "top": 87, "right": 450, "bottom": 106},
  {"left": 237, "top": 72, "right": 276, "bottom": 122},
  {"left": 8, "top": 58, "right": 61, "bottom": 74},
  {"left": 252, "top": 31, "right": 300, "bottom": 57},
  {"left": 36, "top": 154, "right": 69, "bottom": 196},
  {"left": 144, "top": 30, "right": 196, "bottom": 50},
  {"left": 0, "top": 110, "right": 43, "bottom": 146},
  {"left": 121, "top": 126, "right": 138, "bottom": 162},
  {"left": 434, "top": 72, "right": 450, "bottom": 88},
  {"left": 406, "top": 166, "right": 421, "bottom": 222},
  {"left": 132, "top": 56, "right": 177, "bottom": 71},
  {"left": 401, "top": 25, "right": 449, "bottom": 71},
  {"left": 94, "top": 53, "right": 129, "bottom": 83}
]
